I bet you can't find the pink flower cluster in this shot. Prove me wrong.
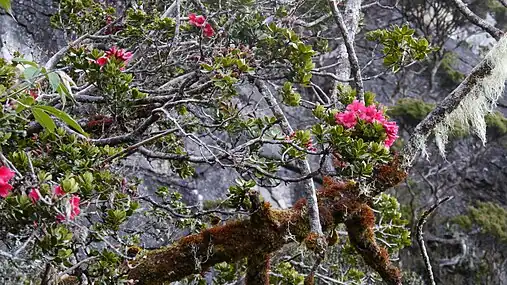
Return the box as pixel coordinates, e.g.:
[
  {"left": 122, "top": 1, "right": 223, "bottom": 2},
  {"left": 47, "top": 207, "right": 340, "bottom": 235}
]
[
  {"left": 0, "top": 166, "right": 15, "bottom": 198},
  {"left": 93, "top": 46, "right": 133, "bottom": 67},
  {"left": 189, "top": 13, "right": 215, "bottom": 38},
  {"left": 335, "top": 100, "right": 399, "bottom": 148},
  {"left": 29, "top": 185, "right": 81, "bottom": 221}
]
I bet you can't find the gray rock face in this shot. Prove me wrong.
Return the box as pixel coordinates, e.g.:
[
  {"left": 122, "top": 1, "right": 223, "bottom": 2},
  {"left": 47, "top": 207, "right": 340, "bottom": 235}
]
[{"left": 0, "top": 0, "right": 64, "bottom": 61}]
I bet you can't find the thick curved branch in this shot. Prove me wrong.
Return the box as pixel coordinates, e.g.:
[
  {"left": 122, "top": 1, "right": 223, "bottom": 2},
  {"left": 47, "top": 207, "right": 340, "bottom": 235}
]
[
  {"left": 402, "top": 35, "right": 507, "bottom": 167},
  {"left": 125, "top": 159, "right": 407, "bottom": 284}
]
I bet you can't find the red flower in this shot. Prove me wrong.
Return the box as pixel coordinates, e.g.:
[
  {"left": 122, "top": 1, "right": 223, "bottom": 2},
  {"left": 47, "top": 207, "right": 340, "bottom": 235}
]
[
  {"left": 54, "top": 185, "right": 65, "bottom": 196},
  {"left": 305, "top": 141, "right": 317, "bottom": 152},
  {"left": 0, "top": 183, "right": 13, "bottom": 198},
  {"left": 202, "top": 23, "right": 215, "bottom": 38},
  {"left": 29, "top": 188, "right": 40, "bottom": 203},
  {"left": 106, "top": 47, "right": 133, "bottom": 62},
  {"left": 69, "top": 195, "right": 81, "bottom": 219},
  {"left": 0, "top": 166, "right": 15, "bottom": 198},
  {"left": 29, "top": 89, "right": 39, "bottom": 100},
  {"left": 189, "top": 13, "right": 206, "bottom": 27},
  {"left": 95, "top": 56, "right": 108, "bottom": 66},
  {"left": 56, "top": 214, "right": 66, "bottom": 223}
]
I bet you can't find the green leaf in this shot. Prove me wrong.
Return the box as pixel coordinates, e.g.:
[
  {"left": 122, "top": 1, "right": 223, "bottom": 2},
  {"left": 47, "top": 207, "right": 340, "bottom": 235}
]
[
  {"left": 34, "top": 105, "right": 87, "bottom": 136},
  {"left": 23, "top": 67, "right": 40, "bottom": 81},
  {"left": 32, "top": 108, "right": 56, "bottom": 133},
  {"left": 11, "top": 58, "right": 38, "bottom": 67},
  {"left": 0, "top": 0, "right": 12, "bottom": 15},
  {"left": 56, "top": 71, "right": 75, "bottom": 100},
  {"left": 47, "top": 72, "right": 61, "bottom": 92}
]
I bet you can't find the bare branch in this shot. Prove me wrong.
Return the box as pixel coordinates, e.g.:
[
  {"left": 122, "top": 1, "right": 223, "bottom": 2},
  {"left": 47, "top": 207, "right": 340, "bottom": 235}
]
[{"left": 416, "top": 196, "right": 454, "bottom": 285}]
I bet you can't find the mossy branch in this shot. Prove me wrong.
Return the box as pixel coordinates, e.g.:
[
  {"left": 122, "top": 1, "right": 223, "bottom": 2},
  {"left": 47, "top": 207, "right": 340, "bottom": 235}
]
[{"left": 126, "top": 158, "right": 407, "bottom": 285}]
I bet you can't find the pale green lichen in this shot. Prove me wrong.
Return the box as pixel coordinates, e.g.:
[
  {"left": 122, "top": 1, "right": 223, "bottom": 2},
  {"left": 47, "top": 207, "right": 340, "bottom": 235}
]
[{"left": 434, "top": 35, "right": 507, "bottom": 157}]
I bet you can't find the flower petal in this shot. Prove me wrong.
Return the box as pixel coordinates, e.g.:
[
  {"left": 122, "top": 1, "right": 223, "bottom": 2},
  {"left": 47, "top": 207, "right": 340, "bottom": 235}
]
[{"left": 0, "top": 183, "right": 13, "bottom": 198}]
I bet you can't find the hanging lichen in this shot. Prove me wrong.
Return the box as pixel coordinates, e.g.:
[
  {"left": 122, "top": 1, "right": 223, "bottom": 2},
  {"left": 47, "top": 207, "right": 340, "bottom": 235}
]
[{"left": 433, "top": 35, "right": 507, "bottom": 157}]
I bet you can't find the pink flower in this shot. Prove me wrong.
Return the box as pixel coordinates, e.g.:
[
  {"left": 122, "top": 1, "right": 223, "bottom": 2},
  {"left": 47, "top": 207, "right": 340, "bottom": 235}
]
[
  {"left": 361, "top": 105, "right": 385, "bottom": 123},
  {"left": 189, "top": 13, "right": 206, "bottom": 27},
  {"left": 29, "top": 188, "right": 40, "bottom": 203},
  {"left": 54, "top": 185, "right": 65, "bottom": 196},
  {"left": 335, "top": 101, "right": 399, "bottom": 148},
  {"left": 120, "top": 51, "right": 133, "bottom": 61},
  {"left": 95, "top": 56, "right": 108, "bottom": 66},
  {"left": 346, "top": 100, "right": 367, "bottom": 113},
  {"left": 203, "top": 23, "right": 215, "bottom": 38},
  {"left": 106, "top": 47, "right": 133, "bottom": 62},
  {"left": 383, "top": 121, "right": 399, "bottom": 148},
  {"left": 69, "top": 195, "right": 81, "bottom": 219},
  {"left": 0, "top": 166, "right": 15, "bottom": 198},
  {"left": 335, "top": 111, "right": 357, "bottom": 128},
  {"left": 29, "top": 89, "right": 39, "bottom": 100}
]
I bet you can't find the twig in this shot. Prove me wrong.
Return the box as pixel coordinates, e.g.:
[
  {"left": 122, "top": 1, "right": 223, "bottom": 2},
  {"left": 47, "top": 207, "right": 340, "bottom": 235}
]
[
  {"left": 44, "top": 34, "right": 89, "bottom": 70},
  {"left": 416, "top": 196, "right": 454, "bottom": 285},
  {"left": 58, "top": 256, "right": 99, "bottom": 278},
  {"left": 100, "top": 127, "right": 180, "bottom": 165},
  {"left": 0, "top": 152, "right": 21, "bottom": 177}
]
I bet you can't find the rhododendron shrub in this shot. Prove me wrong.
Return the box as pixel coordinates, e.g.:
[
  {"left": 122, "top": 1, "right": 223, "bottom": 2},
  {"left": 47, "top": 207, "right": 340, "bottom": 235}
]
[{"left": 0, "top": 0, "right": 441, "bottom": 283}]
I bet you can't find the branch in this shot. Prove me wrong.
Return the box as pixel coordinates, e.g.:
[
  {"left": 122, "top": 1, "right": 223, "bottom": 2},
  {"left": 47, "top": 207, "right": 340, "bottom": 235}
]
[
  {"left": 90, "top": 113, "right": 160, "bottom": 146},
  {"left": 254, "top": 80, "right": 324, "bottom": 240},
  {"left": 402, "top": 35, "right": 507, "bottom": 167},
  {"left": 329, "top": 0, "right": 365, "bottom": 101},
  {"left": 450, "top": 0, "right": 504, "bottom": 41},
  {"left": 44, "top": 34, "right": 89, "bottom": 70},
  {"left": 125, "top": 159, "right": 407, "bottom": 284},
  {"left": 416, "top": 196, "right": 454, "bottom": 285}
]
